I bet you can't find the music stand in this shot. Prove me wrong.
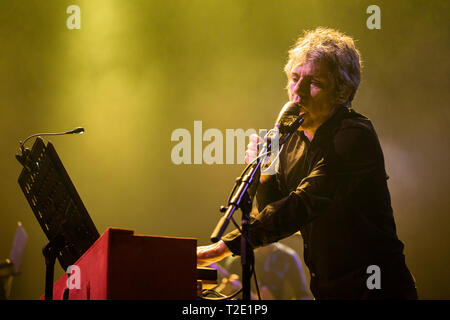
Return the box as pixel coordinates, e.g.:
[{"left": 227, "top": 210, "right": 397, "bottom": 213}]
[{"left": 16, "top": 137, "right": 99, "bottom": 300}]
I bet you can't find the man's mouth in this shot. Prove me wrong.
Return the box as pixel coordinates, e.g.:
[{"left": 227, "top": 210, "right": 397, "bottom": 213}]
[{"left": 294, "top": 102, "right": 308, "bottom": 116}]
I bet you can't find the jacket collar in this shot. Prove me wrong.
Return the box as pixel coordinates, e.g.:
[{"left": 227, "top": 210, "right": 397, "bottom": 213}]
[{"left": 304, "top": 106, "right": 350, "bottom": 144}]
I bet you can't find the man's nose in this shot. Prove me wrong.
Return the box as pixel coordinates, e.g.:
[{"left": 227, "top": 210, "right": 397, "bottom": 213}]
[
  {"left": 292, "top": 78, "right": 308, "bottom": 98},
  {"left": 294, "top": 78, "right": 308, "bottom": 93}
]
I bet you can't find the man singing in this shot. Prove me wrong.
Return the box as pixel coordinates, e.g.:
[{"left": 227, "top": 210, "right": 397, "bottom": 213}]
[{"left": 197, "top": 27, "right": 417, "bottom": 300}]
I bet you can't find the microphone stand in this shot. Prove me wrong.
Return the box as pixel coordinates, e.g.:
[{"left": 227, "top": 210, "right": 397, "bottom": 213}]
[
  {"left": 211, "top": 150, "right": 263, "bottom": 300},
  {"left": 210, "top": 115, "right": 304, "bottom": 300}
]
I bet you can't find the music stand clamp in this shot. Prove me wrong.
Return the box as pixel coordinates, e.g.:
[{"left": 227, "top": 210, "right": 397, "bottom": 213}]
[{"left": 16, "top": 137, "right": 99, "bottom": 300}]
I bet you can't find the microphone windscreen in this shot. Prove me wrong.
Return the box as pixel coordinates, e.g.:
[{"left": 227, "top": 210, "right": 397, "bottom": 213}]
[{"left": 275, "top": 102, "right": 300, "bottom": 126}]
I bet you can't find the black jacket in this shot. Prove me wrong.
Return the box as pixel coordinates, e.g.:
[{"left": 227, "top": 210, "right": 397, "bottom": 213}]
[{"left": 222, "top": 107, "right": 417, "bottom": 299}]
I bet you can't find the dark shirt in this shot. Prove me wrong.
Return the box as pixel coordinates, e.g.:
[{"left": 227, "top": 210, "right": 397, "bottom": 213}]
[{"left": 222, "top": 106, "right": 417, "bottom": 299}]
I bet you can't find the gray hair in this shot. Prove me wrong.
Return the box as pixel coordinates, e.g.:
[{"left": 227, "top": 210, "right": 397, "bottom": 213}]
[{"left": 285, "top": 27, "right": 362, "bottom": 105}]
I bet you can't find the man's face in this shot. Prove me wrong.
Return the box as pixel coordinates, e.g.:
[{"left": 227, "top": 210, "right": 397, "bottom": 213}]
[{"left": 288, "top": 60, "right": 338, "bottom": 132}]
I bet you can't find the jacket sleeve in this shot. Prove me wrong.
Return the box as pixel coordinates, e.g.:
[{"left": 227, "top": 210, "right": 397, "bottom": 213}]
[{"left": 222, "top": 126, "right": 383, "bottom": 255}]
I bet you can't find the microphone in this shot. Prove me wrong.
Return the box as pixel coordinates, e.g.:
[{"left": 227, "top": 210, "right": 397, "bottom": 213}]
[
  {"left": 260, "top": 102, "right": 304, "bottom": 157},
  {"left": 274, "top": 101, "right": 303, "bottom": 133},
  {"left": 210, "top": 102, "right": 304, "bottom": 243}
]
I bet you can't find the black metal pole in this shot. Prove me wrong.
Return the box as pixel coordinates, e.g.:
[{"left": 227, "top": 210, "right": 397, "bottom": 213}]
[
  {"left": 239, "top": 191, "right": 253, "bottom": 300},
  {"left": 43, "top": 243, "right": 56, "bottom": 300}
]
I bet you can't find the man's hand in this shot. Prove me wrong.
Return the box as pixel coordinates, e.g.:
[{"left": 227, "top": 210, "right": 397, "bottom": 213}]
[
  {"left": 245, "top": 133, "right": 274, "bottom": 183},
  {"left": 245, "top": 134, "right": 263, "bottom": 164},
  {"left": 197, "top": 240, "right": 232, "bottom": 267}
]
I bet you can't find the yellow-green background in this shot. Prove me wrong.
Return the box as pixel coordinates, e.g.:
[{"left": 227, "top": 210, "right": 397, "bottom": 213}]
[{"left": 0, "top": 0, "right": 449, "bottom": 299}]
